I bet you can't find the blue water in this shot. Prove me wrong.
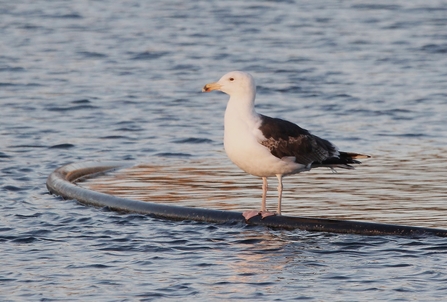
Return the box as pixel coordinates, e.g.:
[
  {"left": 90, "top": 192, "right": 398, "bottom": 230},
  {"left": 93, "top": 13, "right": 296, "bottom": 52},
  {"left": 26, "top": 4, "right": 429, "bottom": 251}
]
[{"left": 1, "top": 0, "right": 447, "bottom": 300}]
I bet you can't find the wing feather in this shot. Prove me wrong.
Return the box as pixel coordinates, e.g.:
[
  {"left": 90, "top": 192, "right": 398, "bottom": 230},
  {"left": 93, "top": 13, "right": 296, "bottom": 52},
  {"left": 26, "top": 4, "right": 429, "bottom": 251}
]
[{"left": 259, "top": 115, "right": 338, "bottom": 166}]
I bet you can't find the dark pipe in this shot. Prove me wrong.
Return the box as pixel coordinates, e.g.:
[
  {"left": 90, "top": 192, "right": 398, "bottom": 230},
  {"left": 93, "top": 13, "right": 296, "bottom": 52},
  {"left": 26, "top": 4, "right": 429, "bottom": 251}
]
[{"left": 46, "top": 161, "right": 447, "bottom": 237}]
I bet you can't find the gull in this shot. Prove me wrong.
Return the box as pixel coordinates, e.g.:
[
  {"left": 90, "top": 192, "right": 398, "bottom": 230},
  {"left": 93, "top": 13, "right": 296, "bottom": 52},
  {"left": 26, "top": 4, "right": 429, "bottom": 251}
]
[{"left": 202, "top": 71, "right": 369, "bottom": 220}]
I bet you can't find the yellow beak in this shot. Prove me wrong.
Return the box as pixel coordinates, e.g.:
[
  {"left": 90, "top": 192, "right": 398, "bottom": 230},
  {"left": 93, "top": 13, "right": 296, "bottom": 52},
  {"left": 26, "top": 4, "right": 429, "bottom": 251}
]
[{"left": 202, "top": 82, "right": 222, "bottom": 92}]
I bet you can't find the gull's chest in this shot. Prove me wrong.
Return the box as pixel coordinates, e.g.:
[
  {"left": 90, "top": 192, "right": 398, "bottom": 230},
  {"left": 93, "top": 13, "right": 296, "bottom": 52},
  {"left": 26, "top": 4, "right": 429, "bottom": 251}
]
[
  {"left": 224, "top": 111, "right": 264, "bottom": 154},
  {"left": 223, "top": 112, "right": 278, "bottom": 176}
]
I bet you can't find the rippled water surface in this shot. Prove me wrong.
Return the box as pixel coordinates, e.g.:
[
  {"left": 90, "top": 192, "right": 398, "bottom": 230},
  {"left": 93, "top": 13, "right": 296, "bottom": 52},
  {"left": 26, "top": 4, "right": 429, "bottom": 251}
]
[{"left": 1, "top": 1, "right": 447, "bottom": 300}]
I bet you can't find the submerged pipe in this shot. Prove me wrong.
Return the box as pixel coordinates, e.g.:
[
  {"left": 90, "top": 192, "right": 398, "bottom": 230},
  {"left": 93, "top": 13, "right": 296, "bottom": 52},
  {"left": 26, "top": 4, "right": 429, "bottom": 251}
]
[{"left": 47, "top": 161, "right": 447, "bottom": 237}]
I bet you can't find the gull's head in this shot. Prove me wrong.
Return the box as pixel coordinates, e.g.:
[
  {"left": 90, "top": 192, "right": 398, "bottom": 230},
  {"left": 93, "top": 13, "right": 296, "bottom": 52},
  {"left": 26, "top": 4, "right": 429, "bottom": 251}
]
[{"left": 202, "top": 71, "right": 256, "bottom": 98}]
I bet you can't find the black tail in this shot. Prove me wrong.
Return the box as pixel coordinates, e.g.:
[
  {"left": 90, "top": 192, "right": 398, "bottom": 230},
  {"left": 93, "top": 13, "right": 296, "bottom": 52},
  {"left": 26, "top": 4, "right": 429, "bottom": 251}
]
[{"left": 311, "top": 152, "right": 371, "bottom": 169}]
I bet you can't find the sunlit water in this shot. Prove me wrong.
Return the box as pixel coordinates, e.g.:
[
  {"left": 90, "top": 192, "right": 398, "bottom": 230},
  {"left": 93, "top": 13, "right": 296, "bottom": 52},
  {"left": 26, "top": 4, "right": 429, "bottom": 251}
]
[{"left": 1, "top": 1, "right": 447, "bottom": 300}]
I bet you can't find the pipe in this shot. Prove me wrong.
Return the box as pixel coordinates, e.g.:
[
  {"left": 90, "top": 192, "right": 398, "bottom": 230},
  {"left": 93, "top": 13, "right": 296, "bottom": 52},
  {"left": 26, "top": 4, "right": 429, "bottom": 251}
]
[{"left": 46, "top": 161, "right": 447, "bottom": 237}]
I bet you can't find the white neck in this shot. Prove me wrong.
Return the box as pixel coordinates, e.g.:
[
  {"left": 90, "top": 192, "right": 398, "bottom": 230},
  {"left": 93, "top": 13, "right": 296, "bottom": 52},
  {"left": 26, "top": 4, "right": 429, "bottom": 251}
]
[{"left": 224, "top": 86, "right": 258, "bottom": 122}]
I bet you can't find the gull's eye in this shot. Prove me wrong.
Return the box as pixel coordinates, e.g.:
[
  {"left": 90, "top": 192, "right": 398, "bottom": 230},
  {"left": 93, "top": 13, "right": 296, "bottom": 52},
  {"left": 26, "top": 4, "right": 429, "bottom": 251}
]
[{"left": 229, "top": 77, "right": 234, "bottom": 82}]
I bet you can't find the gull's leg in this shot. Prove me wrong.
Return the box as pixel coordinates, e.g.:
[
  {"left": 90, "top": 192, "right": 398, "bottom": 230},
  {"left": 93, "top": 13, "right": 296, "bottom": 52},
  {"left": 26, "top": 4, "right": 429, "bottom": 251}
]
[
  {"left": 276, "top": 174, "right": 283, "bottom": 215},
  {"left": 243, "top": 177, "right": 274, "bottom": 220},
  {"left": 259, "top": 177, "right": 275, "bottom": 218},
  {"left": 261, "top": 176, "right": 268, "bottom": 211}
]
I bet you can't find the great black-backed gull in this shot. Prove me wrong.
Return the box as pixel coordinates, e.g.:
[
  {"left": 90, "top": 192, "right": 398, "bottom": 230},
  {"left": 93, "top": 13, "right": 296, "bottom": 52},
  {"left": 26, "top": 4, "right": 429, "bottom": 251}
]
[{"left": 202, "top": 71, "right": 370, "bottom": 220}]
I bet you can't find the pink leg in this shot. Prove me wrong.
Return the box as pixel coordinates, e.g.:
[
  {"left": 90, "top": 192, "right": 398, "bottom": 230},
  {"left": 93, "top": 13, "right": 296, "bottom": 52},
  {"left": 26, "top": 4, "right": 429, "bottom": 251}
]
[
  {"left": 261, "top": 176, "right": 267, "bottom": 211},
  {"left": 276, "top": 174, "right": 283, "bottom": 215},
  {"left": 243, "top": 177, "right": 275, "bottom": 220},
  {"left": 259, "top": 177, "right": 275, "bottom": 218}
]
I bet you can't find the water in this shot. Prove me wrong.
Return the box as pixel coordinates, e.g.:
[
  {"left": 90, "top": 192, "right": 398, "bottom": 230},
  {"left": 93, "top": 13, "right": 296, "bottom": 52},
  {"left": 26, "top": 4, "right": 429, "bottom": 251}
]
[{"left": 1, "top": 0, "right": 447, "bottom": 300}]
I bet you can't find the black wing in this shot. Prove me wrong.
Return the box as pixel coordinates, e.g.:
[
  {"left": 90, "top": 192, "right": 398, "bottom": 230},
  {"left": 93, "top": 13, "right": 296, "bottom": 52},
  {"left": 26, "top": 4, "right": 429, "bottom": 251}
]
[{"left": 259, "top": 115, "right": 338, "bottom": 166}]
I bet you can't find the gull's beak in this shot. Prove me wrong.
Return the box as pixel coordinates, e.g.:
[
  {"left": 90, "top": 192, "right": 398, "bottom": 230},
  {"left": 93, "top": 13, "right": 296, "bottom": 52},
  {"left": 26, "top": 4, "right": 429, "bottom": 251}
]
[{"left": 202, "top": 82, "right": 222, "bottom": 92}]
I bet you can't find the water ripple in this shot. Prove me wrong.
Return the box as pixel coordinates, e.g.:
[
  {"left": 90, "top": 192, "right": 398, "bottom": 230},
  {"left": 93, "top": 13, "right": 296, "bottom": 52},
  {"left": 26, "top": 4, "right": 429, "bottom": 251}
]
[{"left": 1, "top": 0, "right": 447, "bottom": 300}]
